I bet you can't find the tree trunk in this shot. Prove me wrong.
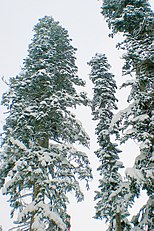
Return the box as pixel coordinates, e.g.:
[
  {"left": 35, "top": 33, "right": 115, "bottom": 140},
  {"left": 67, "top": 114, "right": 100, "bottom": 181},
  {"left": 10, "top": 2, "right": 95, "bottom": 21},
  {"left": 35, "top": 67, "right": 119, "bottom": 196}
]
[
  {"left": 47, "top": 221, "right": 56, "bottom": 231},
  {"left": 30, "top": 134, "right": 49, "bottom": 231},
  {"left": 30, "top": 184, "right": 40, "bottom": 231},
  {"left": 38, "top": 134, "right": 49, "bottom": 149},
  {"left": 116, "top": 213, "right": 122, "bottom": 231}
]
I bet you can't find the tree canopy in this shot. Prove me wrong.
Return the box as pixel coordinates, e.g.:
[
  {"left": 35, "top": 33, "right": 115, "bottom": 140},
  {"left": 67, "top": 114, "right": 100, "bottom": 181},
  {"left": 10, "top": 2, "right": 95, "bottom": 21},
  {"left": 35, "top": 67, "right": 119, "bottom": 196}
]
[
  {"left": 0, "top": 16, "right": 92, "bottom": 231},
  {"left": 101, "top": 0, "right": 154, "bottom": 230}
]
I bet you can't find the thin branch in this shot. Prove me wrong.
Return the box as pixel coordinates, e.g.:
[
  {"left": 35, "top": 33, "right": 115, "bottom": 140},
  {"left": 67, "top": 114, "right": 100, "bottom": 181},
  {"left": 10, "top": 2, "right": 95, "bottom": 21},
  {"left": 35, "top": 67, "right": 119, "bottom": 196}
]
[{"left": 1, "top": 76, "right": 9, "bottom": 85}]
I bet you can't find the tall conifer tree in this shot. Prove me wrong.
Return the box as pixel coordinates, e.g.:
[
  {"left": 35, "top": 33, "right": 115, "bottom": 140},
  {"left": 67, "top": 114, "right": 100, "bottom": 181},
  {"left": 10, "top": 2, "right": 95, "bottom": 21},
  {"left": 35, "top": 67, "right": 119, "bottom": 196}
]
[
  {"left": 0, "top": 16, "right": 92, "bottom": 231},
  {"left": 101, "top": 0, "right": 154, "bottom": 229},
  {"left": 88, "top": 53, "right": 132, "bottom": 231}
]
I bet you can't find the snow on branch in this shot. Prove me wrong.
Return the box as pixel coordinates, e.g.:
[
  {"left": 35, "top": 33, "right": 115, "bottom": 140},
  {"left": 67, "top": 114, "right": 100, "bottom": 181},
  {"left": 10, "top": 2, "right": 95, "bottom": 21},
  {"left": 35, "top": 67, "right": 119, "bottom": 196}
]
[
  {"left": 109, "top": 102, "right": 135, "bottom": 130},
  {"left": 125, "top": 168, "right": 145, "bottom": 183},
  {"left": 9, "top": 137, "right": 29, "bottom": 152},
  {"left": 18, "top": 202, "right": 66, "bottom": 231}
]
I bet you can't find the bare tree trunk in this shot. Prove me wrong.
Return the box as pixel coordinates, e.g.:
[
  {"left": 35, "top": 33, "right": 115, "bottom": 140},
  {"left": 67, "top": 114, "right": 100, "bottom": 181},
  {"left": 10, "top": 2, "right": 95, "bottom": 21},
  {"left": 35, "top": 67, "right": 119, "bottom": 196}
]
[{"left": 116, "top": 213, "right": 122, "bottom": 231}]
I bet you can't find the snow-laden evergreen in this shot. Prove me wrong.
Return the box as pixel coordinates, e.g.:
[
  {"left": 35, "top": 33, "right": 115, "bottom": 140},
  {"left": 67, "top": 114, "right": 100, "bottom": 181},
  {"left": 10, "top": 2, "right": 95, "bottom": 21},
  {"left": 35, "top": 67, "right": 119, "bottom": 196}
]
[
  {"left": 88, "top": 53, "right": 132, "bottom": 231},
  {"left": 0, "top": 16, "right": 92, "bottom": 231},
  {"left": 101, "top": 0, "right": 154, "bottom": 230}
]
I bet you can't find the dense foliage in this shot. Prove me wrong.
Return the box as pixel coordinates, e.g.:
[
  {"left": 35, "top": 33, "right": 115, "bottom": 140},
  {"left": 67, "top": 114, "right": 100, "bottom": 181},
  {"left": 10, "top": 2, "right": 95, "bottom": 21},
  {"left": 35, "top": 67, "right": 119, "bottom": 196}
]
[
  {"left": 0, "top": 16, "right": 92, "bottom": 231},
  {"left": 88, "top": 54, "right": 133, "bottom": 231},
  {"left": 0, "top": 1, "right": 153, "bottom": 231},
  {"left": 101, "top": 0, "right": 154, "bottom": 230}
]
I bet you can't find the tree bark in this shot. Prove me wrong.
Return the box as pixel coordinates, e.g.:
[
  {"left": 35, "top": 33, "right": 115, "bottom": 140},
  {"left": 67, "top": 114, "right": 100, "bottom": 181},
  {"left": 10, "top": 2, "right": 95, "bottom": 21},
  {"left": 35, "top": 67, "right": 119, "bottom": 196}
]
[
  {"left": 30, "top": 134, "right": 49, "bottom": 231},
  {"left": 116, "top": 213, "right": 122, "bottom": 231},
  {"left": 30, "top": 184, "right": 40, "bottom": 231}
]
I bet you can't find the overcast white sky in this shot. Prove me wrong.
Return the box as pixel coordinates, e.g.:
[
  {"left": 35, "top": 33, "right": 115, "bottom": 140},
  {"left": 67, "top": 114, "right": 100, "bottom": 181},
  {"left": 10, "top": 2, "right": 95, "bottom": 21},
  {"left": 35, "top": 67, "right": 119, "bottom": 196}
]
[{"left": 0, "top": 0, "right": 153, "bottom": 230}]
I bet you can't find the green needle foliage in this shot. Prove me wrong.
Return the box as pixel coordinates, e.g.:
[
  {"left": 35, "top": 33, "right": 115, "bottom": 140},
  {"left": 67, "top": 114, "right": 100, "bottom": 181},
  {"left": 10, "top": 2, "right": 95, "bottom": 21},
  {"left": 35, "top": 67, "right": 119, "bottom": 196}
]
[
  {"left": 88, "top": 53, "right": 132, "bottom": 231},
  {"left": 0, "top": 16, "right": 92, "bottom": 231},
  {"left": 101, "top": 0, "right": 154, "bottom": 230}
]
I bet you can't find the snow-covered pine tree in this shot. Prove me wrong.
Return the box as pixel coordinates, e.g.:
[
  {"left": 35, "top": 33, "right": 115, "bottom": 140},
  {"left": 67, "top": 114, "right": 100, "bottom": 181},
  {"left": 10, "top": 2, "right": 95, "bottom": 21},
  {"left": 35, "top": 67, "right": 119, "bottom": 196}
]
[
  {"left": 88, "top": 53, "right": 132, "bottom": 231},
  {"left": 101, "top": 0, "right": 154, "bottom": 230},
  {"left": 0, "top": 16, "right": 92, "bottom": 231}
]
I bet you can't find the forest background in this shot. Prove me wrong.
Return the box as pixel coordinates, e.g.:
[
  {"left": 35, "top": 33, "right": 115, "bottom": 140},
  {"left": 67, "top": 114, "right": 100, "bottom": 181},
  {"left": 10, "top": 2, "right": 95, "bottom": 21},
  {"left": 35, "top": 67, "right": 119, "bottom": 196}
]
[{"left": 0, "top": 0, "right": 153, "bottom": 230}]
